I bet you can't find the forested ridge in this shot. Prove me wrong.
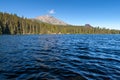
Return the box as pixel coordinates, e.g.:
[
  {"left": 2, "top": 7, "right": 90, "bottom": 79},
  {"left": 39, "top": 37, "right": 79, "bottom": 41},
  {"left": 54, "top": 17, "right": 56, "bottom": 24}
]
[{"left": 0, "top": 12, "right": 120, "bottom": 35}]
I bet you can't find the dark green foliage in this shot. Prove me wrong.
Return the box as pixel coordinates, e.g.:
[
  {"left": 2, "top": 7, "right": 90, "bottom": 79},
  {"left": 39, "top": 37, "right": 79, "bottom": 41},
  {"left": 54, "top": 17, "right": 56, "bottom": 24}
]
[
  {"left": 0, "top": 12, "right": 120, "bottom": 35},
  {"left": 3, "top": 23, "right": 11, "bottom": 34}
]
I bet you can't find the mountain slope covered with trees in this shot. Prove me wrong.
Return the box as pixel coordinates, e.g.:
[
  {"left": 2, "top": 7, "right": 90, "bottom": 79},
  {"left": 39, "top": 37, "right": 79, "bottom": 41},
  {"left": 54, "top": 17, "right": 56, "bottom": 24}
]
[{"left": 0, "top": 12, "right": 120, "bottom": 35}]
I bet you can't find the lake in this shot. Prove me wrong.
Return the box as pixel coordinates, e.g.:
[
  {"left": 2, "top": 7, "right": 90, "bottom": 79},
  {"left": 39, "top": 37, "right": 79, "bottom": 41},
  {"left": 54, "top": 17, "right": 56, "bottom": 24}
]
[{"left": 0, "top": 34, "right": 120, "bottom": 80}]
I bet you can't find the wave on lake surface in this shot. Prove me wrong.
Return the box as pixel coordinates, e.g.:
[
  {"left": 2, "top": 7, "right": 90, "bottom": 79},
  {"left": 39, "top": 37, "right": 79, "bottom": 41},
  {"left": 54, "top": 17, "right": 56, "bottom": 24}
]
[{"left": 0, "top": 34, "right": 120, "bottom": 80}]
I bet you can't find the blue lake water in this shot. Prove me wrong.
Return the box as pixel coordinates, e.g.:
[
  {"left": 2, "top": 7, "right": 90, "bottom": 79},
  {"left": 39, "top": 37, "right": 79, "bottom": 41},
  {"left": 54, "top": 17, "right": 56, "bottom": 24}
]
[{"left": 0, "top": 34, "right": 120, "bottom": 80}]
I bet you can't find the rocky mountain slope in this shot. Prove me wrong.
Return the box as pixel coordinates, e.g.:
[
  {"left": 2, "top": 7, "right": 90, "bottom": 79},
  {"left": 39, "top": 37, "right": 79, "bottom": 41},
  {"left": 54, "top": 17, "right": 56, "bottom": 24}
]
[{"left": 35, "top": 15, "right": 68, "bottom": 25}]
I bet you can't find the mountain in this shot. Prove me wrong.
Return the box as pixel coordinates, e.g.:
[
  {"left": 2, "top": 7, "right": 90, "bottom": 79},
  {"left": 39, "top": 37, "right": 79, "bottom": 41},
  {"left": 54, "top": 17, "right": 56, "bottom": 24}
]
[
  {"left": 85, "top": 24, "right": 93, "bottom": 28},
  {"left": 35, "top": 15, "right": 68, "bottom": 25}
]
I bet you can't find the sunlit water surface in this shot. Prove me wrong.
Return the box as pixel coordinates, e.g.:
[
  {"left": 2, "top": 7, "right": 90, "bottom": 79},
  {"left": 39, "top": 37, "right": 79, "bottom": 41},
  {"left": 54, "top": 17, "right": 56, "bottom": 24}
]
[{"left": 0, "top": 34, "right": 120, "bottom": 80}]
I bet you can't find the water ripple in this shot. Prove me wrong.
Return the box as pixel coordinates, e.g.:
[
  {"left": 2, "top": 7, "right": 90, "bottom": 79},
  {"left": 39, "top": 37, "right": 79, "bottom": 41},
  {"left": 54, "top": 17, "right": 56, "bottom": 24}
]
[{"left": 0, "top": 34, "right": 120, "bottom": 80}]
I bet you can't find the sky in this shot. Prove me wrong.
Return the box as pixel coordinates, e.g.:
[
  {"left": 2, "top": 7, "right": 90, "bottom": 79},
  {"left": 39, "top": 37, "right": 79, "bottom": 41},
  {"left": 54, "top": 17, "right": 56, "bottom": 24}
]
[{"left": 0, "top": 0, "right": 120, "bottom": 30}]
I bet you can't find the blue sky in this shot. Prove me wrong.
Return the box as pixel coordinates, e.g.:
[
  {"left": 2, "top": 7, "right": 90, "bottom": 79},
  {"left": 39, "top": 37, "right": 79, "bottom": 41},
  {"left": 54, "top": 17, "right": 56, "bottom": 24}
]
[{"left": 0, "top": 0, "right": 120, "bottom": 30}]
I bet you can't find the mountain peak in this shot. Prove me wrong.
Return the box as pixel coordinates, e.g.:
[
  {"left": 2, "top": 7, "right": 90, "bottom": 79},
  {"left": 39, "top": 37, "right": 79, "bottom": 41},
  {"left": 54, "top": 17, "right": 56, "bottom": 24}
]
[{"left": 35, "top": 15, "right": 68, "bottom": 25}]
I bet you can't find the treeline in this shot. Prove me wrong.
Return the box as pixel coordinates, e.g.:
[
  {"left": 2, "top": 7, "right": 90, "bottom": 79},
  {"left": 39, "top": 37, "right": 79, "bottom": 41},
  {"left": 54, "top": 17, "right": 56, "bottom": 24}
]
[{"left": 0, "top": 12, "right": 120, "bottom": 35}]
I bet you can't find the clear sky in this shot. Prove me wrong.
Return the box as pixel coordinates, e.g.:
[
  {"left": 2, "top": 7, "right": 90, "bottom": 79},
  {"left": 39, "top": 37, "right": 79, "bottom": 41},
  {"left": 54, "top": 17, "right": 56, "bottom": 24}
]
[{"left": 0, "top": 0, "right": 120, "bottom": 30}]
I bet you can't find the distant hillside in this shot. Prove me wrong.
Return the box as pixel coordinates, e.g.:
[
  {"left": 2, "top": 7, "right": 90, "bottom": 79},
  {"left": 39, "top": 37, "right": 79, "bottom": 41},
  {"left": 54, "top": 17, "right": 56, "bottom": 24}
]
[
  {"left": 35, "top": 15, "right": 68, "bottom": 25},
  {"left": 0, "top": 12, "right": 120, "bottom": 35}
]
